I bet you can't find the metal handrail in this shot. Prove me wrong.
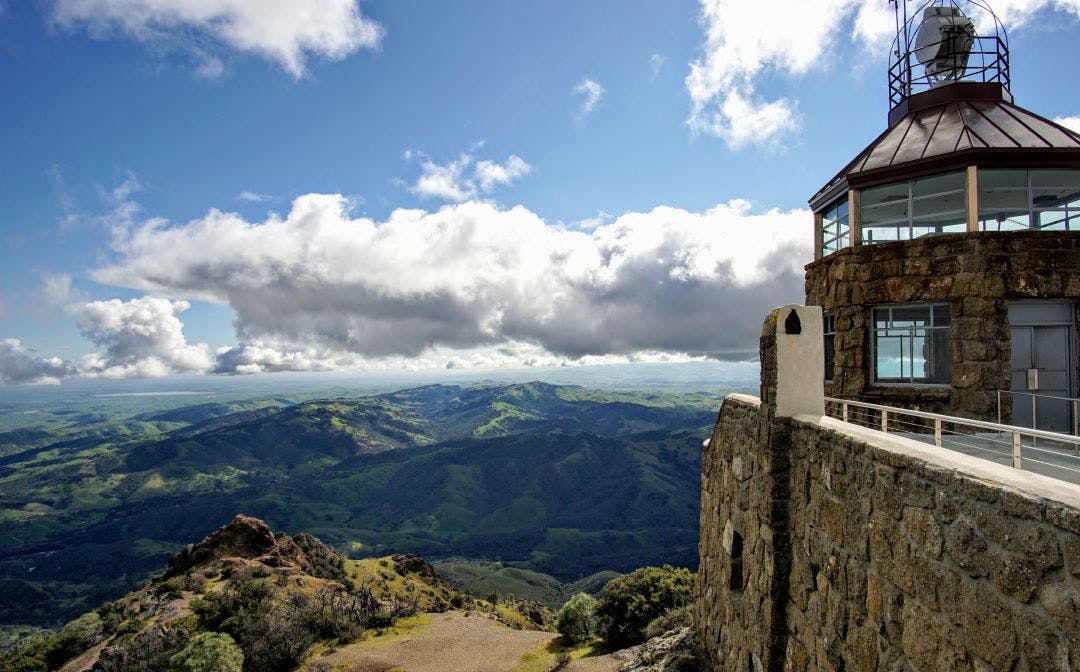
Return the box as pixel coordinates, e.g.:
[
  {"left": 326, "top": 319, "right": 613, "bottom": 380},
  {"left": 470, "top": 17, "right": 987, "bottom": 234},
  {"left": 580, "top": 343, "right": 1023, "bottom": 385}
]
[
  {"left": 824, "top": 396, "right": 1080, "bottom": 476},
  {"left": 995, "top": 389, "right": 1080, "bottom": 438},
  {"left": 826, "top": 396, "right": 1080, "bottom": 445}
]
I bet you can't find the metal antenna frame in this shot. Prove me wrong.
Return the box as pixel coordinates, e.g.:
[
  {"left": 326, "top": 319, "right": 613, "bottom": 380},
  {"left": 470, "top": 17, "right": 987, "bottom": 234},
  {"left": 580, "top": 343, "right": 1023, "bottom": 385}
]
[{"left": 888, "top": 0, "right": 1010, "bottom": 109}]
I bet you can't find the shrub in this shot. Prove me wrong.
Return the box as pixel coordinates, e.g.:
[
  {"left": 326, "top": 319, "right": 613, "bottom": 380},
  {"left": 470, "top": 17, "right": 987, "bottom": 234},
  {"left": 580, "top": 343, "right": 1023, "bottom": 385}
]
[
  {"left": 644, "top": 604, "right": 693, "bottom": 640},
  {"left": 596, "top": 565, "right": 694, "bottom": 649},
  {"left": 169, "top": 632, "right": 244, "bottom": 672},
  {"left": 555, "top": 593, "right": 598, "bottom": 643}
]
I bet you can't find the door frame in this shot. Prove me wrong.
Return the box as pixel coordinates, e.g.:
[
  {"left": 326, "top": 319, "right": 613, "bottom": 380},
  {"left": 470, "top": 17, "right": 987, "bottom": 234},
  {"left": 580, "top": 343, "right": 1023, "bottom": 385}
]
[{"left": 1007, "top": 300, "right": 1078, "bottom": 432}]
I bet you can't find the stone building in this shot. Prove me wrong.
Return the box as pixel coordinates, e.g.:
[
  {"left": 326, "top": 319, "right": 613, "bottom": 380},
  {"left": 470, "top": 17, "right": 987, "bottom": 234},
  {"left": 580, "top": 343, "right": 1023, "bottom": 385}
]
[{"left": 805, "top": 2, "right": 1080, "bottom": 430}]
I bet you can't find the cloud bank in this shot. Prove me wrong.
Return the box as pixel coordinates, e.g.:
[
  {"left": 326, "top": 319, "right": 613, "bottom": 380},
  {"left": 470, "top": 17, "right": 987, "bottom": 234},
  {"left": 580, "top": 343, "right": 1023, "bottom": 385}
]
[
  {"left": 0, "top": 339, "right": 73, "bottom": 385},
  {"left": 51, "top": 0, "right": 384, "bottom": 77},
  {"left": 85, "top": 194, "right": 809, "bottom": 376}
]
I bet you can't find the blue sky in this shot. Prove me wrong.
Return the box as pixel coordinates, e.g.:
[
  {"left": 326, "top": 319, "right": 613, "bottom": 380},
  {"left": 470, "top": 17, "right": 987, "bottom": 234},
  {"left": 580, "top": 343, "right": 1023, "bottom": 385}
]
[{"left": 1, "top": 0, "right": 1079, "bottom": 383}]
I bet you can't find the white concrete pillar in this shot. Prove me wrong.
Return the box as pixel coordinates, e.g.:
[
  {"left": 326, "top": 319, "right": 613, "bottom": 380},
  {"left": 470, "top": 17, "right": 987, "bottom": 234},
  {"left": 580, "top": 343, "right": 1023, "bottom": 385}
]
[{"left": 774, "top": 304, "right": 825, "bottom": 418}]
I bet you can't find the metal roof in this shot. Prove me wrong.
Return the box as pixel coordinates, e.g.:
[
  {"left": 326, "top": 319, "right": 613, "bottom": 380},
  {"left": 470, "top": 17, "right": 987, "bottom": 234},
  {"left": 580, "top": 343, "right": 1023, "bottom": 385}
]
[{"left": 809, "top": 83, "right": 1080, "bottom": 211}]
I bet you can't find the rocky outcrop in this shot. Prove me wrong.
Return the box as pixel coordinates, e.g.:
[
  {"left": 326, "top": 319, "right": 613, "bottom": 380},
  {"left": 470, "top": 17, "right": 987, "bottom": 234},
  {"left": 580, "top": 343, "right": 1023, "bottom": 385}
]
[
  {"left": 164, "top": 514, "right": 311, "bottom": 577},
  {"left": 618, "top": 627, "right": 706, "bottom": 672}
]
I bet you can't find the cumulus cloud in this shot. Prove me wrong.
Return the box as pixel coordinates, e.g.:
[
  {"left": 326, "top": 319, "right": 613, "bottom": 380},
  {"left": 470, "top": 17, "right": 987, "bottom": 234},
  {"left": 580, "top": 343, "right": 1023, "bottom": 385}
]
[
  {"left": 51, "top": 0, "right": 383, "bottom": 78},
  {"left": 91, "top": 193, "right": 810, "bottom": 368},
  {"left": 1054, "top": 115, "right": 1080, "bottom": 133},
  {"left": 0, "top": 339, "right": 73, "bottom": 385},
  {"left": 685, "top": 0, "right": 1079, "bottom": 149},
  {"left": 408, "top": 149, "right": 532, "bottom": 202},
  {"left": 574, "top": 78, "right": 604, "bottom": 119},
  {"left": 66, "top": 297, "right": 214, "bottom": 379}
]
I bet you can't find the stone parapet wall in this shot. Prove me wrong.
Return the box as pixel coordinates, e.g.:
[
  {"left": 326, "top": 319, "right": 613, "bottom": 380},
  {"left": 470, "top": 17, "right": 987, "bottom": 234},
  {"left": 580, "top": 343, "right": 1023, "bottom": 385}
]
[
  {"left": 804, "top": 231, "right": 1080, "bottom": 420},
  {"left": 697, "top": 395, "right": 1080, "bottom": 671},
  {"left": 696, "top": 394, "right": 769, "bottom": 670}
]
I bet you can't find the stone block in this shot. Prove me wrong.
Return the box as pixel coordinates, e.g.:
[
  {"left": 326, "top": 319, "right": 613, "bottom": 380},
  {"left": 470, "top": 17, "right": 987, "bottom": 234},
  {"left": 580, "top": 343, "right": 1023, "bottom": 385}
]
[
  {"left": 846, "top": 623, "right": 878, "bottom": 672},
  {"left": 904, "top": 508, "right": 944, "bottom": 558},
  {"left": 903, "top": 601, "right": 969, "bottom": 672},
  {"left": 1037, "top": 581, "right": 1080, "bottom": 644},
  {"left": 1047, "top": 504, "right": 1080, "bottom": 535},
  {"left": 1001, "top": 489, "right": 1044, "bottom": 520},
  {"left": 1065, "top": 537, "right": 1080, "bottom": 577},
  {"left": 945, "top": 518, "right": 990, "bottom": 577},
  {"left": 990, "top": 554, "right": 1042, "bottom": 603},
  {"left": 960, "top": 585, "right": 1019, "bottom": 671},
  {"left": 1018, "top": 610, "right": 1071, "bottom": 672}
]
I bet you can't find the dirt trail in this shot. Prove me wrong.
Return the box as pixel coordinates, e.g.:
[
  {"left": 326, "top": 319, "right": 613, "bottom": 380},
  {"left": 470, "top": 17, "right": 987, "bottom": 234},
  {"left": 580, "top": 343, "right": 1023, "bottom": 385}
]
[{"left": 307, "top": 611, "right": 626, "bottom": 672}]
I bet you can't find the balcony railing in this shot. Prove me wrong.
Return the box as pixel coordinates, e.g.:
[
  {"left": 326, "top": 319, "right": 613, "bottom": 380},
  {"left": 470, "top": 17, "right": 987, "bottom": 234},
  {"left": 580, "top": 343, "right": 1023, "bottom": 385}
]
[{"left": 825, "top": 396, "right": 1080, "bottom": 484}]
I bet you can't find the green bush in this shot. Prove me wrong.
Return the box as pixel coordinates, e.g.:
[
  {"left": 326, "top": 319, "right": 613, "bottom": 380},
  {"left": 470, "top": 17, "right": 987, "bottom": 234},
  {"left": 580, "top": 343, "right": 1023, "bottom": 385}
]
[
  {"left": 169, "top": 632, "right": 244, "bottom": 672},
  {"left": 555, "top": 593, "right": 598, "bottom": 643},
  {"left": 644, "top": 604, "right": 693, "bottom": 640},
  {"left": 596, "top": 565, "right": 694, "bottom": 649}
]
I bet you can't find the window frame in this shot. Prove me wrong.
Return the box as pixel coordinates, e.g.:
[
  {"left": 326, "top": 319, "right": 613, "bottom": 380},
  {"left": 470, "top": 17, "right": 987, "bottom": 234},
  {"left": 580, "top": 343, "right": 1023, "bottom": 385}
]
[
  {"left": 870, "top": 303, "right": 952, "bottom": 387},
  {"left": 820, "top": 197, "right": 850, "bottom": 257},
  {"left": 978, "top": 168, "right": 1080, "bottom": 232},
  {"left": 860, "top": 171, "right": 967, "bottom": 244}
]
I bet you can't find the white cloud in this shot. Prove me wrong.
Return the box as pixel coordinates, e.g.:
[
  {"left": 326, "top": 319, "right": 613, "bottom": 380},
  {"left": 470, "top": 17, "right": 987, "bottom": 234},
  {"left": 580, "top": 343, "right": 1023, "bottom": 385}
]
[
  {"left": 1053, "top": 115, "right": 1080, "bottom": 133},
  {"left": 51, "top": 0, "right": 384, "bottom": 78},
  {"left": 685, "top": 0, "right": 1080, "bottom": 149},
  {"left": 237, "top": 190, "right": 272, "bottom": 203},
  {"left": 66, "top": 297, "right": 214, "bottom": 378},
  {"left": 409, "top": 150, "right": 532, "bottom": 202},
  {"left": 39, "top": 273, "right": 82, "bottom": 306},
  {"left": 195, "top": 56, "right": 226, "bottom": 79},
  {"left": 92, "top": 193, "right": 810, "bottom": 368},
  {"left": 0, "top": 339, "right": 73, "bottom": 385},
  {"left": 649, "top": 53, "right": 666, "bottom": 81},
  {"left": 574, "top": 78, "right": 604, "bottom": 119}
]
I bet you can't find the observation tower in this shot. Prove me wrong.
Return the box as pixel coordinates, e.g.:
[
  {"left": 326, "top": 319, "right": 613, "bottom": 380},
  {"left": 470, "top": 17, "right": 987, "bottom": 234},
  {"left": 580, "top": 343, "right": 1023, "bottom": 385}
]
[{"left": 806, "top": 0, "right": 1080, "bottom": 431}]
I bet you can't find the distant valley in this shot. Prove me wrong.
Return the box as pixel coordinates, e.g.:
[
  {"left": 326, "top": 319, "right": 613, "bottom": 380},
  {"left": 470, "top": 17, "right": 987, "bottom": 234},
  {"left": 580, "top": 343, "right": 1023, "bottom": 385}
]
[{"left": 0, "top": 381, "right": 721, "bottom": 633}]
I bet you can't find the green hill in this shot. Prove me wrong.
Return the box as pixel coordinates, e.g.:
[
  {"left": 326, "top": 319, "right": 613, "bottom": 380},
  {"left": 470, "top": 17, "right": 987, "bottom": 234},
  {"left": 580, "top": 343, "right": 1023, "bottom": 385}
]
[{"left": 0, "top": 382, "right": 716, "bottom": 632}]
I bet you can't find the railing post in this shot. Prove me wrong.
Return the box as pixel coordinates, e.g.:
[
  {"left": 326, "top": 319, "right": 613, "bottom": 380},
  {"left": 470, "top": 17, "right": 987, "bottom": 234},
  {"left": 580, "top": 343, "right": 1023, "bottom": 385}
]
[
  {"left": 1012, "top": 432, "right": 1022, "bottom": 469},
  {"left": 996, "top": 390, "right": 1002, "bottom": 426},
  {"left": 842, "top": 402, "right": 848, "bottom": 423},
  {"left": 934, "top": 419, "right": 942, "bottom": 447},
  {"left": 881, "top": 410, "right": 888, "bottom": 433}
]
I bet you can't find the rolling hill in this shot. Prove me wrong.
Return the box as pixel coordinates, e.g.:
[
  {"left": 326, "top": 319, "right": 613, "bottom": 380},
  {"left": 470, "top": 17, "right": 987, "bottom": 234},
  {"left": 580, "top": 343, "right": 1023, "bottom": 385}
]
[{"left": 0, "top": 382, "right": 717, "bottom": 632}]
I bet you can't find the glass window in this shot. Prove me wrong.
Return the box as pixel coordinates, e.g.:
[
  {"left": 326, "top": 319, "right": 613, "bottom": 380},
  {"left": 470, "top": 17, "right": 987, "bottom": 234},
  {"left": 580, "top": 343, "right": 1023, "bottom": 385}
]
[
  {"left": 873, "top": 304, "right": 951, "bottom": 385},
  {"left": 979, "top": 169, "right": 1080, "bottom": 232},
  {"left": 823, "top": 313, "right": 836, "bottom": 382},
  {"left": 820, "top": 197, "right": 850, "bottom": 257},
  {"left": 862, "top": 172, "right": 965, "bottom": 244}
]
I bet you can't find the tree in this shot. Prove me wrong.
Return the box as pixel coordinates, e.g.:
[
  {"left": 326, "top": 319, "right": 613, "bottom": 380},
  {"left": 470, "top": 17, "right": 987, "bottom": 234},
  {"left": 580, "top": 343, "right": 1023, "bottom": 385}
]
[
  {"left": 169, "top": 632, "right": 244, "bottom": 672},
  {"left": 595, "top": 565, "right": 694, "bottom": 649},
  {"left": 556, "top": 592, "right": 598, "bottom": 643}
]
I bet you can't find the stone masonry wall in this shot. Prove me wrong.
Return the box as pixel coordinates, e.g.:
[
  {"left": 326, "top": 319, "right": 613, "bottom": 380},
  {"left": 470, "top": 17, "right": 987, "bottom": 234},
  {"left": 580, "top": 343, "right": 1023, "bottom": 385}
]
[
  {"left": 804, "top": 231, "right": 1080, "bottom": 421},
  {"left": 696, "top": 305, "right": 1080, "bottom": 672}
]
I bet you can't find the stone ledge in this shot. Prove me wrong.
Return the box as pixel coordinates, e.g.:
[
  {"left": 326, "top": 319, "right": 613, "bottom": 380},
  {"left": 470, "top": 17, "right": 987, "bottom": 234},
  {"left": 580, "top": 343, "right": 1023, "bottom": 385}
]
[{"left": 794, "top": 412, "right": 1080, "bottom": 514}]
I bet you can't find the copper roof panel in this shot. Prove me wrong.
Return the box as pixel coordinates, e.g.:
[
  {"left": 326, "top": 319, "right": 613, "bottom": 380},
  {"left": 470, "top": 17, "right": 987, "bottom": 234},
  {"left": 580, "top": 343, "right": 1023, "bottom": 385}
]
[
  {"left": 1006, "top": 106, "right": 1080, "bottom": 147},
  {"left": 856, "top": 117, "right": 912, "bottom": 172},
  {"left": 977, "top": 103, "right": 1053, "bottom": 148},
  {"left": 956, "top": 103, "right": 1012, "bottom": 147},
  {"left": 890, "top": 108, "right": 940, "bottom": 165},
  {"left": 923, "top": 104, "right": 967, "bottom": 157}
]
